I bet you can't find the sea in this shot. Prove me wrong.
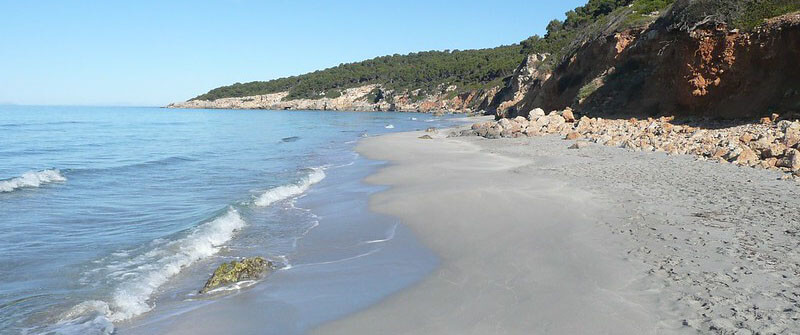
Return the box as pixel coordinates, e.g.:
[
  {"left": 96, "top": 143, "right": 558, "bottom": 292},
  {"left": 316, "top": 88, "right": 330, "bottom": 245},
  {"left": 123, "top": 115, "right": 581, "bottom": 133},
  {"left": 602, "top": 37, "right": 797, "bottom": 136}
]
[{"left": 0, "top": 105, "right": 453, "bottom": 334}]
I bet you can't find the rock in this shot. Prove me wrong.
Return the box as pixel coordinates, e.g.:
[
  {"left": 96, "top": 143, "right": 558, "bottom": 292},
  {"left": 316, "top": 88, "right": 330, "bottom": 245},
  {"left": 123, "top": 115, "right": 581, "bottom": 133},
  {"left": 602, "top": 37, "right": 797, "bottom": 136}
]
[
  {"left": 783, "top": 127, "right": 800, "bottom": 148},
  {"left": 548, "top": 114, "right": 566, "bottom": 128},
  {"left": 562, "top": 108, "right": 576, "bottom": 123},
  {"left": 528, "top": 108, "right": 546, "bottom": 119},
  {"left": 739, "top": 133, "right": 753, "bottom": 143},
  {"left": 595, "top": 134, "right": 613, "bottom": 145},
  {"left": 534, "top": 115, "right": 550, "bottom": 128},
  {"left": 778, "top": 149, "right": 800, "bottom": 171},
  {"left": 777, "top": 120, "right": 797, "bottom": 132},
  {"left": 486, "top": 126, "right": 501, "bottom": 139},
  {"left": 425, "top": 127, "right": 437, "bottom": 133},
  {"left": 761, "top": 157, "right": 779, "bottom": 169},
  {"left": 419, "top": 135, "right": 434, "bottom": 139},
  {"left": 201, "top": 257, "right": 273, "bottom": 293},
  {"left": 763, "top": 143, "right": 787, "bottom": 158},
  {"left": 569, "top": 141, "right": 589, "bottom": 149},
  {"left": 734, "top": 147, "right": 759, "bottom": 166},
  {"left": 497, "top": 118, "right": 512, "bottom": 130},
  {"left": 760, "top": 117, "right": 772, "bottom": 125},
  {"left": 565, "top": 131, "right": 581, "bottom": 140}
]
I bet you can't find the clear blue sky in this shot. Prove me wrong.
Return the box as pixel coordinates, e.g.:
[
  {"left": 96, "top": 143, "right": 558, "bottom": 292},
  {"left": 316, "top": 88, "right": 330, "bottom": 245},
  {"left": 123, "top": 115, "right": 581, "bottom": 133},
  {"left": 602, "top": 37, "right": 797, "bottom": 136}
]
[{"left": 0, "top": 0, "right": 585, "bottom": 106}]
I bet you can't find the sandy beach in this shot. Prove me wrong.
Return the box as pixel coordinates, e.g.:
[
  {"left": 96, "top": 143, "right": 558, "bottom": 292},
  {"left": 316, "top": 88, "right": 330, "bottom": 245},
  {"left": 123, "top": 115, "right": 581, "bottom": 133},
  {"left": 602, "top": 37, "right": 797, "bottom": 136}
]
[{"left": 315, "top": 126, "right": 800, "bottom": 334}]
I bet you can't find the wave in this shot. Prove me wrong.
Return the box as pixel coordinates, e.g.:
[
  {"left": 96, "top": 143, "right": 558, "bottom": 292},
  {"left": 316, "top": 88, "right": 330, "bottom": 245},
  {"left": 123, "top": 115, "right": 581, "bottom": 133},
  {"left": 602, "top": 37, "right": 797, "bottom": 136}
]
[
  {"left": 384, "top": 124, "right": 395, "bottom": 129},
  {"left": 48, "top": 167, "right": 328, "bottom": 334},
  {"left": 65, "top": 156, "right": 198, "bottom": 176},
  {"left": 52, "top": 208, "right": 246, "bottom": 334},
  {"left": 0, "top": 169, "right": 66, "bottom": 193},
  {"left": 254, "top": 168, "right": 326, "bottom": 207}
]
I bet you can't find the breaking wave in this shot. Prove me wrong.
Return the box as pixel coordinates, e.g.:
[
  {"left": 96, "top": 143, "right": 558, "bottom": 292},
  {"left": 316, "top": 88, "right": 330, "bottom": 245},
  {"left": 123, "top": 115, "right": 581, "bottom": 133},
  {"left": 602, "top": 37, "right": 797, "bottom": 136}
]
[
  {"left": 48, "top": 167, "right": 328, "bottom": 334},
  {"left": 50, "top": 208, "right": 246, "bottom": 334},
  {"left": 254, "top": 168, "right": 326, "bottom": 207},
  {"left": 0, "top": 169, "right": 66, "bottom": 193}
]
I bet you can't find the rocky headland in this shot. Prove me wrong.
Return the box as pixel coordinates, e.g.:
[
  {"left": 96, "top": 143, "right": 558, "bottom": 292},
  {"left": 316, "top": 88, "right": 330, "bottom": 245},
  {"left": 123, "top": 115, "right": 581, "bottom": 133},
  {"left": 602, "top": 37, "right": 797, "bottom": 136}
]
[{"left": 168, "top": 84, "right": 497, "bottom": 114}]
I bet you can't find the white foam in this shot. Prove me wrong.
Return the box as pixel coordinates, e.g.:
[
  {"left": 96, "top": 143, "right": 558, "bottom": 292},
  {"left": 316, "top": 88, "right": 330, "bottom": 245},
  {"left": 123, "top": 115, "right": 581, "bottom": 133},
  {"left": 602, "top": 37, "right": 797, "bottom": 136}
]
[
  {"left": 254, "top": 168, "right": 326, "bottom": 207},
  {"left": 362, "top": 224, "right": 398, "bottom": 245},
  {"left": 55, "top": 208, "right": 246, "bottom": 333},
  {"left": 0, "top": 169, "right": 66, "bottom": 192},
  {"left": 384, "top": 124, "right": 395, "bottom": 129}
]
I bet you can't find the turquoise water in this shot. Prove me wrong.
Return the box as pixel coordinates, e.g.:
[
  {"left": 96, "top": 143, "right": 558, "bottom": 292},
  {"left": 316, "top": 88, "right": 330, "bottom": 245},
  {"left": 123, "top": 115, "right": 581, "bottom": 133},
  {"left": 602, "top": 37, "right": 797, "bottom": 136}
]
[{"left": 0, "top": 106, "right": 450, "bottom": 334}]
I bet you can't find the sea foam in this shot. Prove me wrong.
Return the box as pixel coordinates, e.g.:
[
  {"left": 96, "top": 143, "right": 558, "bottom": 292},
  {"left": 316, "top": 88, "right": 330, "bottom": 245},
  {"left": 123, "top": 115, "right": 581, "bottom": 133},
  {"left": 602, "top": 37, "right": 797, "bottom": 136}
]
[
  {"left": 0, "top": 169, "right": 66, "bottom": 192},
  {"left": 54, "top": 208, "right": 246, "bottom": 334},
  {"left": 51, "top": 168, "right": 326, "bottom": 334},
  {"left": 254, "top": 168, "right": 326, "bottom": 207}
]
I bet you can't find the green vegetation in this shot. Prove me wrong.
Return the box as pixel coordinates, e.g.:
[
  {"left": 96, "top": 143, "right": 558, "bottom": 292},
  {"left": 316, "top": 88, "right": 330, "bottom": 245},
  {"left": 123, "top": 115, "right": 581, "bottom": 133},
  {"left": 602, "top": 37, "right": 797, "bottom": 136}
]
[
  {"left": 734, "top": 0, "right": 800, "bottom": 29},
  {"left": 666, "top": 0, "right": 800, "bottom": 31},
  {"left": 577, "top": 78, "right": 605, "bottom": 102},
  {"left": 192, "top": 0, "right": 798, "bottom": 103},
  {"left": 193, "top": 46, "right": 525, "bottom": 101},
  {"left": 521, "top": 0, "right": 676, "bottom": 66}
]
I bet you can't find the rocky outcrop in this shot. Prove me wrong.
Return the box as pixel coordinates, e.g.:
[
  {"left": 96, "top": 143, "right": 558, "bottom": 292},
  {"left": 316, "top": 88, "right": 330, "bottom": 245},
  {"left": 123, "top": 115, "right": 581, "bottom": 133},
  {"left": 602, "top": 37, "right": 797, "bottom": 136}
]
[
  {"left": 168, "top": 84, "right": 501, "bottom": 114},
  {"left": 489, "top": 10, "right": 800, "bottom": 121},
  {"left": 459, "top": 109, "right": 800, "bottom": 181},
  {"left": 489, "top": 53, "right": 552, "bottom": 119},
  {"left": 200, "top": 257, "right": 274, "bottom": 293}
]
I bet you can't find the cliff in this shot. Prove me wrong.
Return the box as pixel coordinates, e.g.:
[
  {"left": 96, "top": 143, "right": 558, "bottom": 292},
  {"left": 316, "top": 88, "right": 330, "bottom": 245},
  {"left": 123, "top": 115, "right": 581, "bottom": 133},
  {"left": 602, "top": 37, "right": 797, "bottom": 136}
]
[{"left": 489, "top": 3, "right": 800, "bottom": 120}]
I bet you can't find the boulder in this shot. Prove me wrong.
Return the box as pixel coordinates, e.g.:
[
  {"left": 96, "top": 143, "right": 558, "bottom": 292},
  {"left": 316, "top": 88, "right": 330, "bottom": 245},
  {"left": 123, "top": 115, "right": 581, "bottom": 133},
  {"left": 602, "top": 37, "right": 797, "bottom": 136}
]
[
  {"left": 734, "top": 147, "right": 759, "bottom": 166},
  {"left": 548, "top": 114, "right": 566, "bottom": 128},
  {"left": 778, "top": 149, "right": 800, "bottom": 172},
  {"left": 784, "top": 128, "right": 800, "bottom": 148},
  {"left": 569, "top": 141, "right": 589, "bottom": 149},
  {"left": 486, "top": 126, "right": 502, "bottom": 139},
  {"left": 562, "top": 108, "right": 576, "bottom": 123},
  {"left": 528, "top": 108, "right": 546, "bottom": 120},
  {"left": 201, "top": 257, "right": 273, "bottom": 293},
  {"left": 419, "top": 135, "right": 434, "bottom": 139},
  {"left": 763, "top": 143, "right": 787, "bottom": 158},
  {"left": 425, "top": 127, "right": 438, "bottom": 133},
  {"left": 565, "top": 131, "right": 581, "bottom": 140}
]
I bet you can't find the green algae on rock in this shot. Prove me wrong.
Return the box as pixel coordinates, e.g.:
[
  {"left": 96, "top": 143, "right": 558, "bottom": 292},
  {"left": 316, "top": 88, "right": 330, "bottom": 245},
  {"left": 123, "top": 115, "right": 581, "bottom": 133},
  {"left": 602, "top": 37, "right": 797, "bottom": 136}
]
[{"left": 200, "top": 257, "right": 274, "bottom": 293}]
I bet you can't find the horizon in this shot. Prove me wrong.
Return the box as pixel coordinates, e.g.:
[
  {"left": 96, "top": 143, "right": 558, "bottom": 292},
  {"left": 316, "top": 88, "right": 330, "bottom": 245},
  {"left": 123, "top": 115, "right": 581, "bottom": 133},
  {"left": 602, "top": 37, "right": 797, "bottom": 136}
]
[{"left": 0, "top": 1, "right": 584, "bottom": 107}]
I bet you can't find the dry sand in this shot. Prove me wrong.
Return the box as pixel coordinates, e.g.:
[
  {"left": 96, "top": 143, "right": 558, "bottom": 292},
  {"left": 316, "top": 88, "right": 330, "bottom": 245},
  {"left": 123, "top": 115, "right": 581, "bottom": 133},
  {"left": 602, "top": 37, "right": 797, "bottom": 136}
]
[{"left": 314, "top": 128, "right": 800, "bottom": 334}]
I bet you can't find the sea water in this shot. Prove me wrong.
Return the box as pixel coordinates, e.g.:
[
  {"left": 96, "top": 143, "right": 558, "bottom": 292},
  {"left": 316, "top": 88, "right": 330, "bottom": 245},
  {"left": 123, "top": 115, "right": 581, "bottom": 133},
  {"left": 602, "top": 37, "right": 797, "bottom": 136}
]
[{"left": 0, "top": 105, "right": 452, "bottom": 334}]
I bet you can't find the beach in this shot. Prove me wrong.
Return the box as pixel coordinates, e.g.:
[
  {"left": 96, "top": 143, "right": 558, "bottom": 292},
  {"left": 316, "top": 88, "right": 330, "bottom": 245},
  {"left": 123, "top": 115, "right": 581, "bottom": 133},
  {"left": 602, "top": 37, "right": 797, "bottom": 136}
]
[{"left": 315, "top": 125, "right": 800, "bottom": 334}]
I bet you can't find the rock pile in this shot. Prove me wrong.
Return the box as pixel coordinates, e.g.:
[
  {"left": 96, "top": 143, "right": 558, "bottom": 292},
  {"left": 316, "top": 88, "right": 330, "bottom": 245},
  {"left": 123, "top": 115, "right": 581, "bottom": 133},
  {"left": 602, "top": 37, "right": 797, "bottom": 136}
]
[{"left": 460, "top": 109, "right": 800, "bottom": 180}]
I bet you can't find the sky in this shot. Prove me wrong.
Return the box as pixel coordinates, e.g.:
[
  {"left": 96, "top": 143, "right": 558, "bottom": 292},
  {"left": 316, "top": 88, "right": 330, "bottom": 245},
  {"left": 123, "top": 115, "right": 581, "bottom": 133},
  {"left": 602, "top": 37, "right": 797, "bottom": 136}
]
[{"left": 0, "top": 0, "right": 585, "bottom": 106}]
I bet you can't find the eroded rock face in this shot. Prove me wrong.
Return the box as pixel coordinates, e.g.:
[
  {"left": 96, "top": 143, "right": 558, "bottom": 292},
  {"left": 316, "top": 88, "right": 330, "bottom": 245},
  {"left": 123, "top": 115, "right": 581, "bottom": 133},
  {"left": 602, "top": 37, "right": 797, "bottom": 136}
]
[
  {"left": 200, "top": 257, "right": 274, "bottom": 293},
  {"left": 488, "top": 11, "right": 800, "bottom": 121}
]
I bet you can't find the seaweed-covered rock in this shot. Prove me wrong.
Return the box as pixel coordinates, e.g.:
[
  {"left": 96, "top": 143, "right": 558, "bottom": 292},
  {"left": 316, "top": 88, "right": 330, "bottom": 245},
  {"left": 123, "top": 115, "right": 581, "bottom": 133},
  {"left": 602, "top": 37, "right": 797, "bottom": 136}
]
[{"left": 200, "top": 257, "right": 273, "bottom": 293}]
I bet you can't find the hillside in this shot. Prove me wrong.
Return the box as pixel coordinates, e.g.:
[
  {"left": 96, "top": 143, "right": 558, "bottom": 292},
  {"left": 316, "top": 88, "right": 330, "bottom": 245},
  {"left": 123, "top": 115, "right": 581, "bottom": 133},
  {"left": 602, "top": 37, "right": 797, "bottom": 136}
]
[
  {"left": 171, "top": 0, "right": 800, "bottom": 116},
  {"left": 193, "top": 46, "right": 524, "bottom": 102}
]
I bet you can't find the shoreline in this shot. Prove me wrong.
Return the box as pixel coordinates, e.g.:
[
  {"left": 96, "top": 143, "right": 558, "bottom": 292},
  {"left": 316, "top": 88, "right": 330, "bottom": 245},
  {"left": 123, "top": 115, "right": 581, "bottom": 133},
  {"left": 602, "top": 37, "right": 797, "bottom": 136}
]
[
  {"left": 117, "top": 153, "right": 439, "bottom": 335},
  {"left": 315, "top": 130, "right": 665, "bottom": 334},
  {"left": 314, "top": 128, "right": 800, "bottom": 334}
]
